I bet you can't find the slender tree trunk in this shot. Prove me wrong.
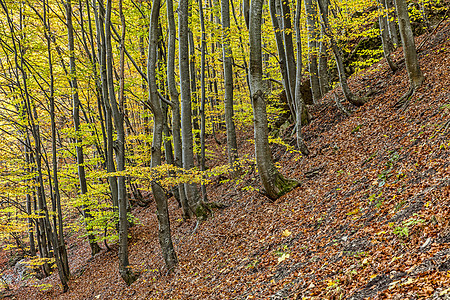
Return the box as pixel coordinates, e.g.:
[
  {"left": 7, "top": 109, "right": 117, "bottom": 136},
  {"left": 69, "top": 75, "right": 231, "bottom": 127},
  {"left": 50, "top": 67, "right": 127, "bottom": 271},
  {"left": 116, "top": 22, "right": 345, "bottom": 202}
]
[
  {"left": 148, "top": 0, "right": 178, "bottom": 271},
  {"left": 317, "top": 0, "right": 366, "bottom": 106},
  {"left": 394, "top": 0, "right": 424, "bottom": 88},
  {"left": 105, "top": 0, "right": 136, "bottom": 285},
  {"left": 199, "top": 0, "right": 208, "bottom": 201},
  {"left": 386, "top": 0, "right": 400, "bottom": 47},
  {"left": 304, "top": 0, "right": 321, "bottom": 103},
  {"left": 221, "top": 0, "right": 239, "bottom": 169},
  {"left": 188, "top": 30, "right": 200, "bottom": 153},
  {"left": 179, "top": 0, "right": 201, "bottom": 217},
  {"left": 280, "top": 0, "right": 297, "bottom": 109},
  {"left": 166, "top": 0, "right": 189, "bottom": 218},
  {"left": 96, "top": 0, "right": 119, "bottom": 211},
  {"left": 47, "top": 0, "right": 70, "bottom": 285},
  {"left": 379, "top": 0, "right": 398, "bottom": 72},
  {"left": 269, "top": 0, "right": 295, "bottom": 119},
  {"left": 64, "top": 0, "right": 101, "bottom": 256},
  {"left": 249, "top": 0, "right": 300, "bottom": 200},
  {"left": 294, "top": 0, "right": 309, "bottom": 156},
  {"left": 318, "top": 1, "right": 330, "bottom": 95}
]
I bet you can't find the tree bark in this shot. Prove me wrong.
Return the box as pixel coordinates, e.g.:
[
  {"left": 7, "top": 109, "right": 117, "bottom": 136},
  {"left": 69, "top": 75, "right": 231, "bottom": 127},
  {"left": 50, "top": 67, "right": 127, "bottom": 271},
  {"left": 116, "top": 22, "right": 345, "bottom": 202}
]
[
  {"left": 64, "top": 0, "right": 101, "bottom": 257},
  {"left": 148, "top": 0, "right": 178, "bottom": 271},
  {"left": 179, "top": 0, "right": 201, "bottom": 217},
  {"left": 105, "top": 0, "right": 136, "bottom": 285},
  {"left": 304, "top": 0, "right": 321, "bottom": 103},
  {"left": 317, "top": 0, "right": 367, "bottom": 106},
  {"left": 269, "top": 0, "right": 295, "bottom": 119},
  {"left": 394, "top": 0, "right": 424, "bottom": 88},
  {"left": 294, "top": 0, "right": 309, "bottom": 156},
  {"left": 166, "top": 0, "right": 189, "bottom": 218},
  {"left": 249, "top": 0, "right": 300, "bottom": 200},
  {"left": 221, "top": 0, "right": 239, "bottom": 169},
  {"left": 379, "top": 0, "right": 398, "bottom": 72}
]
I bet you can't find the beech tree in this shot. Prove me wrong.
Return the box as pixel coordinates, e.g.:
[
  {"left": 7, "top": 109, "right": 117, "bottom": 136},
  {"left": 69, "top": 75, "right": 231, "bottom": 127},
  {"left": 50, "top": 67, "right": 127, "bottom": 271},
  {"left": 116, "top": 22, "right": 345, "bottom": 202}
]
[
  {"left": 221, "top": 0, "right": 239, "bottom": 169},
  {"left": 394, "top": 0, "right": 424, "bottom": 89},
  {"left": 249, "top": 0, "right": 300, "bottom": 200},
  {"left": 148, "top": 0, "right": 178, "bottom": 271}
]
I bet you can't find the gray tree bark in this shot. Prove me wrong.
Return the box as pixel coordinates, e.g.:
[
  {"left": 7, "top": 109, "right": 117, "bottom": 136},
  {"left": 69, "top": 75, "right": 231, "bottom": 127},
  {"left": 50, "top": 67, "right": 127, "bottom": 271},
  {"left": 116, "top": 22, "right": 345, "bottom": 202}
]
[
  {"left": 249, "top": 0, "right": 300, "bottom": 200},
  {"left": 379, "top": 0, "right": 398, "bottom": 72},
  {"left": 179, "top": 0, "right": 203, "bottom": 218},
  {"left": 105, "top": 0, "right": 136, "bottom": 285},
  {"left": 386, "top": 0, "right": 400, "bottom": 47},
  {"left": 294, "top": 0, "right": 309, "bottom": 156},
  {"left": 166, "top": 0, "right": 189, "bottom": 218},
  {"left": 304, "top": 0, "right": 321, "bottom": 103},
  {"left": 148, "top": 0, "right": 178, "bottom": 271},
  {"left": 95, "top": 0, "right": 119, "bottom": 211},
  {"left": 317, "top": 0, "right": 367, "bottom": 107},
  {"left": 269, "top": 0, "right": 295, "bottom": 118},
  {"left": 318, "top": 1, "right": 330, "bottom": 95},
  {"left": 394, "top": 0, "right": 424, "bottom": 88},
  {"left": 221, "top": 0, "right": 239, "bottom": 168},
  {"left": 65, "top": 0, "right": 101, "bottom": 257}
]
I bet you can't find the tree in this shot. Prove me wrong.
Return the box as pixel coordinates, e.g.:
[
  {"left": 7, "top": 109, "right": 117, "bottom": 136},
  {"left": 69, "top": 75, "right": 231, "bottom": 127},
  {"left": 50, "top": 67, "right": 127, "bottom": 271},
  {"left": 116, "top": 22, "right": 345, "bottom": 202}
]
[
  {"left": 166, "top": 0, "right": 189, "bottom": 218},
  {"left": 317, "top": 0, "right": 367, "bottom": 107},
  {"left": 148, "top": 0, "right": 178, "bottom": 271},
  {"left": 394, "top": 0, "right": 424, "bottom": 89},
  {"left": 378, "top": 0, "right": 398, "bottom": 72},
  {"left": 304, "top": 0, "right": 321, "bottom": 103},
  {"left": 179, "top": 0, "right": 209, "bottom": 218},
  {"left": 249, "top": 0, "right": 300, "bottom": 200},
  {"left": 294, "top": 0, "right": 310, "bottom": 156},
  {"left": 105, "top": 0, "right": 136, "bottom": 285},
  {"left": 221, "top": 0, "right": 239, "bottom": 169},
  {"left": 64, "top": 0, "right": 102, "bottom": 257}
]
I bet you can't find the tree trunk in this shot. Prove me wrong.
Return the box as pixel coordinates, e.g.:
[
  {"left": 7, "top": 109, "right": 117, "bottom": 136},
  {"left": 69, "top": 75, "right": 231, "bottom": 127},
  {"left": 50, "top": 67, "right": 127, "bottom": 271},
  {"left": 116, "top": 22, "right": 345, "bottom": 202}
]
[
  {"left": 294, "top": 0, "right": 309, "bottom": 156},
  {"left": 249, "top": 0, "right": 300, "bottom": 200},
  {"left": 221, "top": 0, "right": 239, "bottom": 169},
  {"left": 65, "top": 0, "right": 101, "bottom": 257},
  {"left": 95, "top": 0, "right": 119, "bottom": 212},
  {"left": 318, "top": 1, "right": 330, "bottom": 95},
  {"left": 47, "top": 0, "right": 70, "bottom": 285},
  {"left": 148, "top": 0, "right": 178, "bottom": 271},
  {"left": 166, "top": 0, "right": 189, "bottom": 218},
  {"left": 317, "top": 0, "right": 367, "bottom": 107},
  {"left": 179, "top": 0, "right": 201, "bottom": 217},
  {"left": 105, "top": 0, "right": 136, "bottom": 285},
  {"left": 304, "top": 0, "right": 321, "bottom": 103},
  {"left": 386, "top": 0, "right": 400, "bottom": 47},
  {"left": 269, "top": 0, "right": 295, "bottom": 119},
  {"left": 394, "top": 0, "right": 424, "bottom": 88},
  {"left": 280, "top": 0, "right": 297, "bottom": 110},
  {"left": 379, "top": 0, "right": 398, "bottom": 72}
]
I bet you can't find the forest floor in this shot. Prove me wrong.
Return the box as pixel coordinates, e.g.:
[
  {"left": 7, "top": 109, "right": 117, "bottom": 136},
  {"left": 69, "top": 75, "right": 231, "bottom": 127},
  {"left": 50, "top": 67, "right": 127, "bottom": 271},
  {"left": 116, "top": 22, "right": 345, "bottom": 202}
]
[{"left": 4, "top": 20, "right": 450, "bottom": 300}]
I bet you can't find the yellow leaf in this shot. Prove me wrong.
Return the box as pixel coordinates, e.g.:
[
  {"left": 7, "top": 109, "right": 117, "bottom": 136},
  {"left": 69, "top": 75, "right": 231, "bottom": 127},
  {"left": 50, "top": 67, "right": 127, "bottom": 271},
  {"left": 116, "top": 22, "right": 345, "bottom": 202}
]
[
  {"left": 282, "top": 229, "right": 292, "bottom": 237},
  {"left": 277, "top": 253, "right": 290, "bottom": 263},
  {"left": 401, "top": 278, "right": 414, "bottom": 286},
  {"left": 440, "top": 288, "right": 450, "bottom": 296}
]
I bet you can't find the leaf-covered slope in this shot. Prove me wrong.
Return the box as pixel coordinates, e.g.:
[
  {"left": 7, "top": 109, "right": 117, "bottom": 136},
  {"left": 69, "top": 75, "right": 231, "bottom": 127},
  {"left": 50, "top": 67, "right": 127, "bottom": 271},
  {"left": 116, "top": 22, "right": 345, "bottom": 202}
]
[{"left": 14, "top": 20, "right": 450, "bottom": 300}]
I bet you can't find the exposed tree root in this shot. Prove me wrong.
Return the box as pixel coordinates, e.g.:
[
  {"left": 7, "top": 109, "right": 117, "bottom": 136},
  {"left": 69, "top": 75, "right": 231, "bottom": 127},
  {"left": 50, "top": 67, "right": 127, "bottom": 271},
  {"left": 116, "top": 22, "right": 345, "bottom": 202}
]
[
  {"left": 394, "top": 86, "right": 415, "bottom": 110},
  {"left": 441, "top": 120, "right": 450, "bottom": 135},
  {"left": 334, "top": 92, "right": 352, "bottom": 116}
]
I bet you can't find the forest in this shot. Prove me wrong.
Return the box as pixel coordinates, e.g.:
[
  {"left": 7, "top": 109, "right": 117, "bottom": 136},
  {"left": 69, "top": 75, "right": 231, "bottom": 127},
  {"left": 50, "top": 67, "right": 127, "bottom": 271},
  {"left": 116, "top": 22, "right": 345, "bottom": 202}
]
[{"left": 0, "top": 0, "right": 449, "bottom": 298}]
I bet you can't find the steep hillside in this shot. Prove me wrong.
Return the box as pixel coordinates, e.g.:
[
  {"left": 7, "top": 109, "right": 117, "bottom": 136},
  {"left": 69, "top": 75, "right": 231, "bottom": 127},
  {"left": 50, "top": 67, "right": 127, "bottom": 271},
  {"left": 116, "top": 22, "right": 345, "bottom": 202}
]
[{"left": 8, "top": 20, "right": 450, "bottom": 300}]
